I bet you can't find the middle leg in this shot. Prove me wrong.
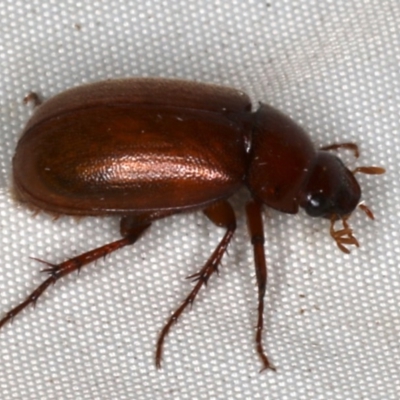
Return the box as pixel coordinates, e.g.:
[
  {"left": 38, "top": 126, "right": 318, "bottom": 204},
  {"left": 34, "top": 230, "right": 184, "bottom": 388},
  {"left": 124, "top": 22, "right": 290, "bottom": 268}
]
[{"left": 155, "top": 200, "right": 236, "bottom": 368}]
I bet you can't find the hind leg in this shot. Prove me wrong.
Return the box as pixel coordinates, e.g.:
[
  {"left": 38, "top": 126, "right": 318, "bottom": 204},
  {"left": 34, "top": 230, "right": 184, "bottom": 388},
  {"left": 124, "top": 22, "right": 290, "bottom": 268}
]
[{"left": 0, "top": 216, "right": 151, "bottom": 329}]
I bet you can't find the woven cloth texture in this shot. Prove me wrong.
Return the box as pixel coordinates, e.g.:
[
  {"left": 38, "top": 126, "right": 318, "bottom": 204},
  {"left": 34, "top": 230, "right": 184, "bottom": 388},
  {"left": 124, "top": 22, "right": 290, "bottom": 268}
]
[{"left": 0, "top": 1, "right": 399, "bottom": 399}]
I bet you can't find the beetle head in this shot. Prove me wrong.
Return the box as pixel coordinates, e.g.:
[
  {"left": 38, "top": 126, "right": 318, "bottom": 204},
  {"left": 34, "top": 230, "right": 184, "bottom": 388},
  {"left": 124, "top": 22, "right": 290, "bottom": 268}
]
[
  {"left": 299, "top": 151, "right": 385, "bottom": 253},
  {"left": 299, "top": 151, "right": 361, "bottom": 219}
]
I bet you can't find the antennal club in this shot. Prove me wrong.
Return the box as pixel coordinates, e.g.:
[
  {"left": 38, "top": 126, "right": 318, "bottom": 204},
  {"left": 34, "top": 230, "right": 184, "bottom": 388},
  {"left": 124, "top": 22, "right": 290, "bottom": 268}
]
[
  {"left": 353, "top": 166, "right": 386, "bottom": 175},
  {"left": 330, "top": 215, "right": 360, "bottom": 254}
]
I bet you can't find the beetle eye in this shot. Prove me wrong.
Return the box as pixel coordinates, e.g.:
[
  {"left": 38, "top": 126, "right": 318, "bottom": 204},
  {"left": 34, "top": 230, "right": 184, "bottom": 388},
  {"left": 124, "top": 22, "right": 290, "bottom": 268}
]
[{"left": 305, "top": 193, "right": 330, "bottom": 217}]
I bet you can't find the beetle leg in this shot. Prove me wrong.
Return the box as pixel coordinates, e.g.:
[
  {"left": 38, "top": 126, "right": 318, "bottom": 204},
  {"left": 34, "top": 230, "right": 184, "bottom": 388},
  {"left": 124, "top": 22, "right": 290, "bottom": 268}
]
[
  {"left": 23, "top": 92, "right": 42, "bottom": 107},
  {"left": 246, "top": 200, "right": 276, "bottom": 372},
  {"left": 0, "top": 219, "right": 150, "bottom": 330},
  {"left": 156, "top": 200, "right": 236, "bottom": 368},
  {"left": 321, "top": 142, "right": 360, "bottom": 158}
]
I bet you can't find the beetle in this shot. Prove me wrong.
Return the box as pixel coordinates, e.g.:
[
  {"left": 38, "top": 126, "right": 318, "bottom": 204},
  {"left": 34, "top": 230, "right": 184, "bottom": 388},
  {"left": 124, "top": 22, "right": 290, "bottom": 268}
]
[{"left": 2, "top": 78, "right": 384, "bottom": 371}]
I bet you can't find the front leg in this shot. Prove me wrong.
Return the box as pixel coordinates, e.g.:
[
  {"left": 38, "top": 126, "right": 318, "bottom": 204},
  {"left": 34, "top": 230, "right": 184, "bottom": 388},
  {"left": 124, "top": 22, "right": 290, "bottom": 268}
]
[
  {"left": 321, "top": 142, "right": 359, "bottom": 158},
  {"left": 246, "top": 200, "right": 276, "bottom": 372}
]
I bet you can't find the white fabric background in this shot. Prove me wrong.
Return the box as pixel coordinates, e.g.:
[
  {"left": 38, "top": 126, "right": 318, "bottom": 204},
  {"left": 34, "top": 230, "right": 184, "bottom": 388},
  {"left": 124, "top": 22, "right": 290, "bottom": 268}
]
[{"left": 0, "top": 1, "right": 399, "bottom": 399}]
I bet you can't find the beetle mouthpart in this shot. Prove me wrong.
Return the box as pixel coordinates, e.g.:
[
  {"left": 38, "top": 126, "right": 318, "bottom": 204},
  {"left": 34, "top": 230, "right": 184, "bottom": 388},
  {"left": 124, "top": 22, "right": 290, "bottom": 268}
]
[
  {"left": 352, "top": 166, "right": 386, "bottom": 175},
  {"left": 329, "top": 215, "right": 360, "bottom": 254},
  {"left": 358, "top": 203, "right": 375, "bottom": 220}
]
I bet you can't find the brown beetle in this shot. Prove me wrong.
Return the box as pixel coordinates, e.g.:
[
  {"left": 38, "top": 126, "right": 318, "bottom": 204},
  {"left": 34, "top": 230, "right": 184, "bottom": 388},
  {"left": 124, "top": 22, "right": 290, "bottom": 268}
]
[{"left": 3, "top": 78, "right": 384, "bottom": 371}]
